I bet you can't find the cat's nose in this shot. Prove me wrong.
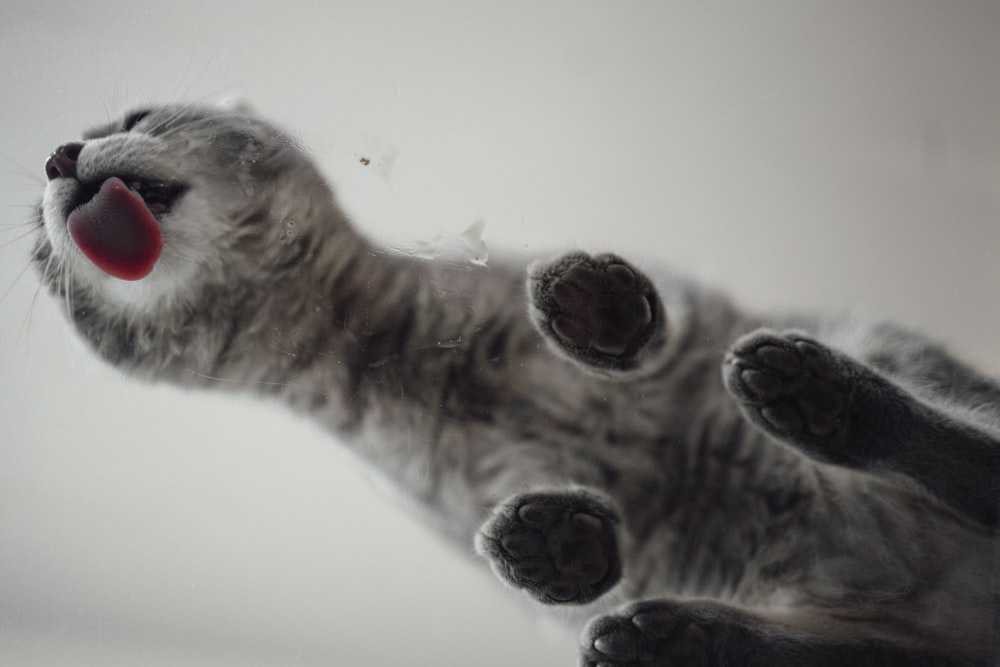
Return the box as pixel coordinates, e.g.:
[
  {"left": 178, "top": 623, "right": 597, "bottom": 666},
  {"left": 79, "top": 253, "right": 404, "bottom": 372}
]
[{"left": 45, "top": 142, "right": 84, "bottom": 181}]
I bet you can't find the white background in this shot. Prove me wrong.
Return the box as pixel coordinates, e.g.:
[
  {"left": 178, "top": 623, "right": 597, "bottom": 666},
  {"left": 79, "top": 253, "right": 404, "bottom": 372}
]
[{"left": 1, "top": 2, "right": 998, "bottom": 665}]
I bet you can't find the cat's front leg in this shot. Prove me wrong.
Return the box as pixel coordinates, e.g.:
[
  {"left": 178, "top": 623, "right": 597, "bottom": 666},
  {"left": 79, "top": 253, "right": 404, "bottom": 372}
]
[
  {"left": 474, "top": 488, "right": 622, "bottom": 604},
  {"left": 528, "top": 252, "right": 668, "bottom": 378}
]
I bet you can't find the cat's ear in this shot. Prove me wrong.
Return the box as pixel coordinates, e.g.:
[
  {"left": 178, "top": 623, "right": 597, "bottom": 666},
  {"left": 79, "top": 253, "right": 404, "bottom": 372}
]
[{"left": 215, "top": 97, "right": 256, "bottom": 115}]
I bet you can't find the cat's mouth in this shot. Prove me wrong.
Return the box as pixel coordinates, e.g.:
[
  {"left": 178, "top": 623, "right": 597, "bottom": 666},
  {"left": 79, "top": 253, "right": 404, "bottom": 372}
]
[
  {"left": 62, "top": 176, "right": 186, "bottom": 281},
  {"left": 64, "top": 176, "right": 186, "bottom": 221}
]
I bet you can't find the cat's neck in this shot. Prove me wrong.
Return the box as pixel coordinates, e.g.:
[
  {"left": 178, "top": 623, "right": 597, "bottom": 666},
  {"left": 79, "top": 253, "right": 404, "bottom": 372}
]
[{"left": 182, "top": 220, "right": 525, "bottom": 429}]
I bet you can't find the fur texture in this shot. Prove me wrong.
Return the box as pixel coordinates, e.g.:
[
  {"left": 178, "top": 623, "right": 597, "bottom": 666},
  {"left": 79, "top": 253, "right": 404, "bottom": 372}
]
[{"left": 33, "top": 104, "right": 999, "bottom": 665}]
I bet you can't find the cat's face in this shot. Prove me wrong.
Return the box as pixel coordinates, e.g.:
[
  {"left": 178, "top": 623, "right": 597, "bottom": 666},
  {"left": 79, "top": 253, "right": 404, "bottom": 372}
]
[{"left": 34, "top": 104, "right": 326, "bottom": 319}]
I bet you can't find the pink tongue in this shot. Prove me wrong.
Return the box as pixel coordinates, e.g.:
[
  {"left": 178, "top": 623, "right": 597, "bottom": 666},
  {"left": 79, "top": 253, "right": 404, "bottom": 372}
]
[{"left": 67, "top": 177, "right": 163, "bottom": 280}]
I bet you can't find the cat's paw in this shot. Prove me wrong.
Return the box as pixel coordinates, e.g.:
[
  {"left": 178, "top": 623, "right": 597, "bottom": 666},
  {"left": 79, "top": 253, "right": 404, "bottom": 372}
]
[
  {"left": 580, "top": 600, "right": 715, "bottom": 667},
  {"left": 475, "top": 489, "right": 621, "bottom": 605},
  {"left": 529, "top": 253, "right": 663, "bottom": 374},
  {"left": 724, "top": 330, "right": 851, "bottom": 453}
]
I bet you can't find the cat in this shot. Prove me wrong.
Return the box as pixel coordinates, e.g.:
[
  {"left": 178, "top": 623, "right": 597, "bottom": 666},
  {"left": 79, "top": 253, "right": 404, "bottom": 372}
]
[{"left": 32, "top": 103, "right": 999, "bottom": 666}]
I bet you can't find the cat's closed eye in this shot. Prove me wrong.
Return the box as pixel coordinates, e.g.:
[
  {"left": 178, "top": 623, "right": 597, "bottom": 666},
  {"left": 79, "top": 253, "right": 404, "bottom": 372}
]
[{"left": 122, "top": 109, "right": 150, "bottom": 132}]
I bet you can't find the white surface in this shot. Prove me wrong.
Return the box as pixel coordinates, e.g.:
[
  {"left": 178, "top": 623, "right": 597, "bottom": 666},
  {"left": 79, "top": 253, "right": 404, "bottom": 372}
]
[{"left": 1, "top": 2, "right": 998, "bottom": 666}]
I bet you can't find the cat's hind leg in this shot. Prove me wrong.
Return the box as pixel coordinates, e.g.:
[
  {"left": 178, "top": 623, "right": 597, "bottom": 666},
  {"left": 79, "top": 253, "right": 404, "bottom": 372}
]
[
  {"left": 580, "top": 599, "right": 980, "bottom": 666},
  {"left": 861, "top": 322, "right": 1000, "bottom": 423},
  {"left": 475, "top": 488, "right": 622, "bottom": 605},
  {"left": 528, "top": 253, "right": 667, "bottom": 377},
  {"left": 723, "top": 329, "right": 1000, "bottom": 527}
]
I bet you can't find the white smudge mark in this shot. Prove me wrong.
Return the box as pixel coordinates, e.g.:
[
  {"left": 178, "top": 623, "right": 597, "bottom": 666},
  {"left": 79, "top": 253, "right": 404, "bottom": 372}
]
[
  {"left": 458, "top": 220, "right": 489, "bottom": 266},
  {"left": 397, "top": 220, "right": 489, "bottom": 267},
  {"left": 434, "top": 335, "right": 463, "bottom": 349}
]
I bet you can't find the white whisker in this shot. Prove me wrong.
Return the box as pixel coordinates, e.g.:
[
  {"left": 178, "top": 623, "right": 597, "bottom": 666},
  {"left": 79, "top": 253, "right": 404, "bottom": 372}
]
[
  {"left": 0, "top": 226, "right": 37, "bottom": 250},
  {"left": 0, "top": 261, "right": 33, "bottom": 309},
  {"left": 183, "top": 368, "right": 292, "bottom": 387},
  {"left": 13, "top": 281, "right": 45, "bottom": 354}
]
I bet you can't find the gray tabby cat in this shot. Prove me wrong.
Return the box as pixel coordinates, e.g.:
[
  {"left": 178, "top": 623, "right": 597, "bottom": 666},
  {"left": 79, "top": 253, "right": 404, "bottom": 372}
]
[{"left": 32, "top": 104, "right": 999, "bottom": 666}]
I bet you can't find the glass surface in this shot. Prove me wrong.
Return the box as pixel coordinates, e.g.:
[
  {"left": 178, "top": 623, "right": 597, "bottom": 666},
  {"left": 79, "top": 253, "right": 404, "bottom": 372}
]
[{"left": 1, "top": 3, "right": 998, "bottom": 665}]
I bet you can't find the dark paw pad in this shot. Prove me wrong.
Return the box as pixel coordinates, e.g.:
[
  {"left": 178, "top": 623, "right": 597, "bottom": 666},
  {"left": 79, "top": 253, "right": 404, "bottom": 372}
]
[
  {"left": 580, "top": 601, "right": 714, "bottom": 666},
  {"left": 724, "top": 330, "right": 849, "bottom": 440},
  {"left": 531, "top": 253, "right": 661, "bottom": 371},
  {"left": 477, "top": 490, "right": 621, "bottom": 605}
]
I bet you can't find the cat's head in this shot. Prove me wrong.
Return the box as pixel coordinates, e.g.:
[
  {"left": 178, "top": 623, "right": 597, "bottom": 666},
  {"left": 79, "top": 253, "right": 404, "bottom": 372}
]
[{"left": 33, "top": 103, "right": 345, "bottom": 371}]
